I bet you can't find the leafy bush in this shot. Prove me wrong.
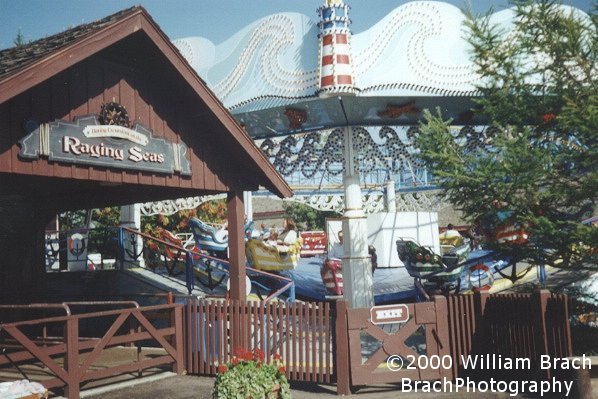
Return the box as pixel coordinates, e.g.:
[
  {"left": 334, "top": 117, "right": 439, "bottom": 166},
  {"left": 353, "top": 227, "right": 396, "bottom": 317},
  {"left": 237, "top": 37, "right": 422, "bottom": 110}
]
[{"left": 212, "top": 347, "right": 291, "bottom": 399}]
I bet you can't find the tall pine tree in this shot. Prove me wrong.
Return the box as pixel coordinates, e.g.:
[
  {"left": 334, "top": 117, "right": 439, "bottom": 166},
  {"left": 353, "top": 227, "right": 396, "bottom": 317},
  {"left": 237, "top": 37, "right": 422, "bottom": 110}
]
[{"left": 417, "top": 0, "right": 597, "bottom": 269}]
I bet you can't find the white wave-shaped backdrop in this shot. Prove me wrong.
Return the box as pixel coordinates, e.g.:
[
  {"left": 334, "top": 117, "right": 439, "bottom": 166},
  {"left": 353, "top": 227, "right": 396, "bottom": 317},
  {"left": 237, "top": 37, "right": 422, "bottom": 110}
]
[{"left": 173, "top": 2, "right": 587, "bottom": 109}]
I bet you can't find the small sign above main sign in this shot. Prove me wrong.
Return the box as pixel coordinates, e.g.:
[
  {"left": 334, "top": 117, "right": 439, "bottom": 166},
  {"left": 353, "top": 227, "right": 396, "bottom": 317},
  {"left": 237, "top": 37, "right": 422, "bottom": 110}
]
[{"left": 370, "top": 304, "right": 409, "bottom": 325}]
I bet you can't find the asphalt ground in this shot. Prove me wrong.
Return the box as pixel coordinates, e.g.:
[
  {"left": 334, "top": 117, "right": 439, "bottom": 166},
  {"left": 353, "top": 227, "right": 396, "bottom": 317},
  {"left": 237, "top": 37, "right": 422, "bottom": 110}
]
[{"left": 68, "top": 372, "right": 598, "bottom": 399}]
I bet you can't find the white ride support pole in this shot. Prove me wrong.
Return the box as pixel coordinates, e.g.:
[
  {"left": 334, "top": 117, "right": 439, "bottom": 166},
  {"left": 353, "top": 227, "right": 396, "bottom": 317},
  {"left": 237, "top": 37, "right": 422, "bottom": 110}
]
[
  {"left": 243, "top": 191, "right": 253, "bottom": 222},
  {"left": 384, "top": 179, "right": 397, "bottom": 212},
  {"left": 341, "top": 126, "right": 374, "bottom": 308},
  {"left": 120, "top": 204, "right": 144, "bottom": 267}
]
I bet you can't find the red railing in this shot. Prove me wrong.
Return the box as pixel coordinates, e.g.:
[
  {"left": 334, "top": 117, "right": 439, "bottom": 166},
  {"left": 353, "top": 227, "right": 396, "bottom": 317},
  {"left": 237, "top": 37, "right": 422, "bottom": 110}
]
[{"left": 0, "top": 304, "right": 184, "bottom": 399}]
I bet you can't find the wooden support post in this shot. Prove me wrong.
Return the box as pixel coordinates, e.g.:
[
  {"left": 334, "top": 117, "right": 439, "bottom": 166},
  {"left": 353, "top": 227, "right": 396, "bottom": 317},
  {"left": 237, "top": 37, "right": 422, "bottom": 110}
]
[
  {"left": 334, "top": 300, "right": 351, "bottom": 395},
  {"left": 227, "top": 191, "right": 246, "bottom": 302},
  {"left": 64, "top": 318, "right": 80, "bottom": 399},
  {"left": 227, "top": 191, "right": 246, "bottom": 354},
  {"left": 173, "top": 305, "right": 185, "bottom": 374}
]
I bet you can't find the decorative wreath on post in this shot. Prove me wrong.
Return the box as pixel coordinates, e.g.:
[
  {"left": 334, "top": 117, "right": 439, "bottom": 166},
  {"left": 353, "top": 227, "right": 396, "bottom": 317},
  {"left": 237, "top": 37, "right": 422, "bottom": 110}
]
[{"left": 99, "top": 101, "right": 130, "bottom": 127}]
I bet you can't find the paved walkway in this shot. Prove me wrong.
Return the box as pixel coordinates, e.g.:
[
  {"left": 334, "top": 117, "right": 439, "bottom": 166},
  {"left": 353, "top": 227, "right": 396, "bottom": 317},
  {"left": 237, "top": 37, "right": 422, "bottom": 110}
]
[{"left": 69, "top": 372, "right": 598, "bottom": 399}]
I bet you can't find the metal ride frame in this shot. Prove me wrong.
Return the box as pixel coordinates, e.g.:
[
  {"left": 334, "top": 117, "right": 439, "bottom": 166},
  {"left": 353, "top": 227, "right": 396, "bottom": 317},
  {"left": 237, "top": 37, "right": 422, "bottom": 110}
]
[{"left": 139, "top": 124, "right": 495, "bottom": 216}]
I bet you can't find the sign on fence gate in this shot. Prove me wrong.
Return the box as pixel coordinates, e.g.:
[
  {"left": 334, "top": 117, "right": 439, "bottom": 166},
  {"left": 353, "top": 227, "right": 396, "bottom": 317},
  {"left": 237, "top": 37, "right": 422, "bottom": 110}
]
[
  {"left": 370, "top": 304, "right": 409, "bottom": 325},
  {"left": 344, "top": 296, "right": 452, "bottom": 386}
]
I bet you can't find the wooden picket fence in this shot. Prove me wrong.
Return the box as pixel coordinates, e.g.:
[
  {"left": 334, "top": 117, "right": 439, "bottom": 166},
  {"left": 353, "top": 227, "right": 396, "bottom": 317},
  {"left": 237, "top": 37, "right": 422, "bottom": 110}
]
[
  {"left": 184, "top": 299, "right": 335, "bottom": 383},
  {"left": 0, "top": 291, "right": 571, "bottom": 397},
  {"left": 446, "top": 290, "right": 572, "bottom": 381}
]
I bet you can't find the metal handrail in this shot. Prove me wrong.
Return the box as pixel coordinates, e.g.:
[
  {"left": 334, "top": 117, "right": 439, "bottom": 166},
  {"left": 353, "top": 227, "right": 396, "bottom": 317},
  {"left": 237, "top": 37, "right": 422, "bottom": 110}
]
[
  {"left": 0, "top": 303, "right": 180, "bottom": 328},
  {"left": 0, "top": 303, "right": 71, "bottom": 316},
  {"left": 123, "top": 226, "right": 296, "bottom": 302},
  {"left": 194, "top": 252, "right": 295, "bottom": 302},
  {"left": 62, "top": 300, "right": 140, "bottom": 311}
]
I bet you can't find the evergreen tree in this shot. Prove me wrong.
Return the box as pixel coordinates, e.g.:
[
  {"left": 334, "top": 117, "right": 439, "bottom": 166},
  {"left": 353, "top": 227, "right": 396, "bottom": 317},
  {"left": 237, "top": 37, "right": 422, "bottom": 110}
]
[
  {"left": 417, "top": 0, "right": 597, "bottom": 269},
  {"left": 13, "top": 30, "right": 25, "bottom": 47}
]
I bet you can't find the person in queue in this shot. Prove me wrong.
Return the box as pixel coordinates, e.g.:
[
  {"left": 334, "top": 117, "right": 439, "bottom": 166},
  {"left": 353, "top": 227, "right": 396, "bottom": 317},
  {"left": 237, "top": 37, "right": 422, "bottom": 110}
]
[{"left": 328, "top": 230, "right": 344, "bottom": 260}]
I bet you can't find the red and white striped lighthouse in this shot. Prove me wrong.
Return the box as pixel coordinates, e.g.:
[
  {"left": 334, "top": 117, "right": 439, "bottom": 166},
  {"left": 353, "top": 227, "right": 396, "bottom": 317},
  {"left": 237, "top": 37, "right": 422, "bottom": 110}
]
[{"left": 317, "top": 0, "right": 356, "bottom": 97}]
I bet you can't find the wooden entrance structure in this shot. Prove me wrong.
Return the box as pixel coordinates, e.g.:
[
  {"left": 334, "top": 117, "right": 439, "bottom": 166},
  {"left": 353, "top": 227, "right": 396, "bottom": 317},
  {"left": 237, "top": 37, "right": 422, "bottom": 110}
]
[{"left": 0, "top": 6, "right": 291, "bottom": 304}]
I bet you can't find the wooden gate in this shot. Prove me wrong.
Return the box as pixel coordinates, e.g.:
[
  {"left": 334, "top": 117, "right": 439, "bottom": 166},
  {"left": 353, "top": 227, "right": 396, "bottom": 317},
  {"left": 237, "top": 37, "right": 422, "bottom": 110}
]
[{"left": 341, "top": 296, "right": 452, "bottom": 387}]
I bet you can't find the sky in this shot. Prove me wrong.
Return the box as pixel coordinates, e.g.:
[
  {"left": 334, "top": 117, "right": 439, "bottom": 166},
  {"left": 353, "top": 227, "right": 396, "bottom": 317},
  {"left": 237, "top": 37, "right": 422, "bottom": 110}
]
[{"left": 0, "top": 0, "right": 594, "bottom": 50}]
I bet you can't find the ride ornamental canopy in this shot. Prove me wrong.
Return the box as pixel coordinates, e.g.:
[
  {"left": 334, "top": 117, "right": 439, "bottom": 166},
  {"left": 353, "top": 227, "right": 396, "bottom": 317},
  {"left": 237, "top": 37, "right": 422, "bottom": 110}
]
[{"left": 141, "top": 0, "right": 589, "bottom": 215}]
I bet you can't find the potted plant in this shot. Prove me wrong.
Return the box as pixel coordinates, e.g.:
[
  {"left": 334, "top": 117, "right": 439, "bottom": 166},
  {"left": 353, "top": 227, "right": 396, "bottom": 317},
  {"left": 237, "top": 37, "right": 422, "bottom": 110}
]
[{"left": 212, "top": 347, "right": 291, "bottom": 399}]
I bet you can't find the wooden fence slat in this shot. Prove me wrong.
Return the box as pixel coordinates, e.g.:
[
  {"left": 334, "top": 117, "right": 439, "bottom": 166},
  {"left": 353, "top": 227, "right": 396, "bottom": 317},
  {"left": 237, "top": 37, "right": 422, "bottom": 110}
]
[
  {"left": 197, "top": 300, "right": 203, "bottom": 374},
  {"left": 259, "top": 301, "right": 265, "bottom": 353},
  {"left": 318, "top": 302, "right": 324, "bottom": 382},
  {"left": 291, "top": 302, "right": 298, "bottom": 380},
  {"left": 298, "top": 302, "right": 303, "bottom": 380},
  {"left": 209, "top": 300, "right": 216, "bottom": 374},
  {"left": 315, "top": 303, "right": 320, "bottom": 382},
  {"left": 273, "top": 301, "right": 280, "bottom": 358},
  {"left": 222, "top": 301, "right": 229, "bottom": 365},
  {"left": 252, "top": 301, "right": 258, "bottom": 351},
  {"left": 284, "top": 303, "right": 293, "bottom": 378},
  {"left": 324, "top": 302, "right": 337, "bottom": 382},
  {"left": 204, "top": 301, "right": 210, "bottom": 373},
  {"left": 262, "top": 302, "right": 272, "bottom": 360},
  {"left": 185, "top": 299, "right": 192, "bottom": 373}
]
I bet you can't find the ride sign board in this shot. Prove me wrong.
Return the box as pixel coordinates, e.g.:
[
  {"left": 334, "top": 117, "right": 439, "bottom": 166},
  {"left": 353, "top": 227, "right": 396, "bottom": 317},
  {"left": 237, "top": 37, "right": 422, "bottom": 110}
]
[
  {"left": 19, "top": 115, "right": 191, "bottom": 175},
  {"left": 370, "top": 304, "right": 409, "bottom": 325}
]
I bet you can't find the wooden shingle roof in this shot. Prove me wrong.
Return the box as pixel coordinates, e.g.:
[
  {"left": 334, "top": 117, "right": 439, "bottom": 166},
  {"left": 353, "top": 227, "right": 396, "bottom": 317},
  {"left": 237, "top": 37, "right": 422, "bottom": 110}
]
[{"left": 0, "top": 7, "right": 139, "bottom": 79}]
